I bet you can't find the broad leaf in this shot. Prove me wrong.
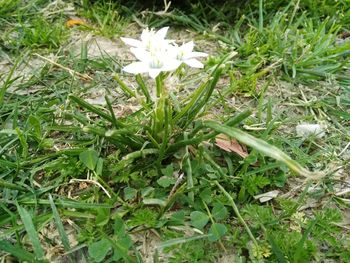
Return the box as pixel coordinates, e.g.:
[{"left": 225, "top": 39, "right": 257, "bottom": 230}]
[
  {"left": 88, "top": 238, "right": 111, "bottom": 262},
  {"left": 212, "top": 203, "right": 228, "bottom": 221},
  {"left": 208, "top": 223, "right": 227, "bottom": 242},
  {"left": 79, "top": 149, "right": 99, "bottom": 170},
  {"left": 190, "top": 211, "right": 209, "bottom": 229}
]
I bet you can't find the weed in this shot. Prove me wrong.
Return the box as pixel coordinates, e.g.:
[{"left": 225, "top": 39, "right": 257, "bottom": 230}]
[
  {"left": 78, "top": 1, "right": 129, "bottom": 38},
  {"left": 0, "top": 0, "right": 349, "bottom": 262}
]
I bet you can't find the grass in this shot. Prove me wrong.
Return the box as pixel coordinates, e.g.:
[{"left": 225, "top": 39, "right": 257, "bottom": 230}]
[{"left": 1, "top": 0, "right": 349, "bottom": 262}]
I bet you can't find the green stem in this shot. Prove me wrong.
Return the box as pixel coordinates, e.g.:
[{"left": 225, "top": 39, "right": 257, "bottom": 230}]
[
  {"left": 156, "top": 74, "right": 163, "bottom": 98},
  {"left": 259, "top": 0, "right": 264, "bottom": 32},
  {"left": 215, "top": 181, "right": 258, "bottom": 246},
  {"left": 156, "top": 98, "right": 170, "bottom": 169},
  {"left": 184, "top": 133, "right": 194, "bottom": 203},
  {"left": 203, "top": 201, "right": 227, "bottom": 252}
]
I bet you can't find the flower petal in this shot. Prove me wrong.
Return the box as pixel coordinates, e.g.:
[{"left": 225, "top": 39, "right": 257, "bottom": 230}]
[
  {"left": 140, "top": 28, "right": 151, "bottom": 42},
  {"left": 120, "top": 37, "right": 142, "bottom": 48},
  {"left": 130, "top": 48, "right": 150, "bottom": 62},
  {"left": 167, "top": 45, "right": 180, "bottom": 59},
  {"left": 123, "top": 62, "right": 148, "bottom": 74},
  {"left": 186, "top": 51, "right": 208, "bottom": 59},
  {"left": 155, "top": 27, "right": 169, "bottom": 39},
  {"left": 149, "top": 68, "right": 162, "bottom": 79},
  {"left": 181, "top": 41, "right": 194, "bottom": 53},
  {"left": 184, "top": 58, "right": 204, "bottom": 68},
  {"left": 162, "top": 59, "right": 182, "bottom": 71}
]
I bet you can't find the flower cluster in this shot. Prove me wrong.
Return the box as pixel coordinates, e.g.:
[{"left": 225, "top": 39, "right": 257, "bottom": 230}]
[{"left": 121, "top": 27, "right": 208, "bottom": 79}]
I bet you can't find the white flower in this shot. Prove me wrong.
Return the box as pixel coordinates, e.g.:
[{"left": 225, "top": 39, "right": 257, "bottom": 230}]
[
  {"left": 170, "top": 41, "right": 208, "bottom": 68},
  {"left": 121, "top": 27, "right": 208, "bottom": 78},
  {"left": 123, "top": 47, "right": 181, "bottom": 79},
  {"left": 121, "top": 27, "right": 170, "bottom": 51}
]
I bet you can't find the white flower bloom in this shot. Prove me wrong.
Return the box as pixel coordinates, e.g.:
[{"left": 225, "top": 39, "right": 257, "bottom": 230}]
[
  {"left": 121, "top": 27, "right": 170, "bottom": 51},
  {"left": 170, "top": 41, "right": 208, "bottom": 68},
  {"left": 121, "top": 27, "right": 208, "bottom": 78},
  {"left": 123, "top": 47, "right": 181, "bottom": 79}
]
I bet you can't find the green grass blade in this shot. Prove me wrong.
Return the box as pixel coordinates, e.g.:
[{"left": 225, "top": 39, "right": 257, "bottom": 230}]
[
  {"left": 0, "top": 179, "right": 26, "bottom": 191},
  {"left": 156, "top": 234, "right": 210, "bottom": 251},
  {"left": 15, "top": 127, "right": 28, "bottom": 159},
  {"left": 49, "top": 194, "right": 71, "bottom": 252},
  {"left": 266, "top": 232, "right": 287, "bottom": 263},
  {"left": 174, "top": 52, "right": 236, "bottom": 128},
  {"left": 113, "top": 74, "right": 136, "bottom": 98},
  {"left": 0, "top": 55, "right": 22, "bottom": 105},
  {"left": 16, "top": 204, "right": 45, "bottom": 259},
  {"left": 167, "top": 110, "right": 251, "bottom": 153},
  {"left": 0, "top": 240, "right": 36, "bottom": 262},
  {"left": 69, "top": 95, "right": 116, "bottom": 125},
  {"left": 204, "top": 121, "right": 321, "bottom": 179},
  {"left": 156, "top": 98, "right": 171, "bottom": 168},
  {"left": 104, "top": 95, "right": 124, "bottom": 128},
  {"left": 15, "top": 198, "right": 114, "bottom": 209},
  {"left": 136, "top": 74, "right": 151, "bottom": 103}
]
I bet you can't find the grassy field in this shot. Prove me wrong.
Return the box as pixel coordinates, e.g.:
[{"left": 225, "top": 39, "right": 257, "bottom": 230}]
[{"left": 0, "top": 0, "right": 349, "bottom": 262}]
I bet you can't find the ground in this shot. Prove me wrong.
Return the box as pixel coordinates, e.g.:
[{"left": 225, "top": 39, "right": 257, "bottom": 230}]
[{"left": 0, "top": 0, "right": 349, "bottom": 262}]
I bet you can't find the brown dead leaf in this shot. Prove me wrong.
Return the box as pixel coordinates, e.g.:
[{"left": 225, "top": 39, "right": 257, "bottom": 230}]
[{"left": 215, "top": 134, "right": 248, "bottom": 158}]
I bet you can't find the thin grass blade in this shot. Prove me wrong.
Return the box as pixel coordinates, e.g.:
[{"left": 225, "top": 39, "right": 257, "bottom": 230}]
[
  {"left": 49, "top": 194, "right": 71, "bottom": 252},
  {"left": 16, "top": 204, "right": 45, "bottom": 259}
]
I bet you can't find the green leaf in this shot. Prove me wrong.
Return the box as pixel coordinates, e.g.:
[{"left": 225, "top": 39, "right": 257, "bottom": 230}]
[
  {"left": 212, "top": 203, "right": 228, "bottom": 221},
  {"left": 141, "top": 186, "right": 154, "bottom": 197},
  {"left": 114, "top": 236, "right": 133, "bottom": 260},
  {"left": 156, "top": 234, "right": 210, "bottom": 251},
  {"left": 69, "top": 95, "right": 120, "bottom": 125},
  {"left": 0, "top": 240, "right": 36, "bottom": 262},
  {"left": 96, "top": 208, "right": 110, "bottom": 226},
  {"left": 88, "top": 238, "right": 112, "bottom": 263},
  {"left": 0, "top": 179, "right": 25, "bottom": 191},
  {"left": 199, "top": 188, "right": 212, "bottom": 203},
  {"left": 143, "top": 198, "right": 166, "bottom": 207},
  {"left": 28, "top": 115, "right": 42, "bottom": 138},
  {"left": 16, "top": 204, "right": 45, "bottom": 259},
  {"left": 79, "top": 149, "right": 99, "bottom": 170},
  {"left": 266, "top": 232, "right": 287, "bottom": 263},
  {"left": 161, "top": 164, "right": 174, "bottom": 177},
  {"left": 204, "top": 121, "right": 315, "bottom": 178},
  {"left": 15, "top": 127, "right": 28, "bottom": 159},
  {"left": 157, "top": 176, "right": 176, "bottom": 188},
  {"left": 208, "top": 223, "right": 227, "bottom": 242},
  {"left": 190, "top": 211, "right": 209, "bottom": 229},
  {"left": 96, "top": 158, "right": 104, "bottom": 176},
  {"left": 49, "top": 195, "right": 71, "bottom": 251},
  {"left": 114, "top": 216, "right": 126, "bottom": 237},
  {"left": 170, "top": 210, "right": 185, "bottom": 225},
  {"left": 124, "top": 187, "right": 137, "bottom": 200},
  {"left": 273, "top": 171, "right": 287, "bottom": 187}
]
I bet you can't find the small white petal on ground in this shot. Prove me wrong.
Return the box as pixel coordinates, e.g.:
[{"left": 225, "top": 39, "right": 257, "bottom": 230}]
[
  {"left": 254, "top": 190, "right": 280, "bottom": 203},
  {"left": 296, "top": 123, "right": 325, "bottom": 139}
]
